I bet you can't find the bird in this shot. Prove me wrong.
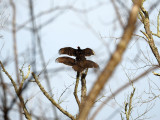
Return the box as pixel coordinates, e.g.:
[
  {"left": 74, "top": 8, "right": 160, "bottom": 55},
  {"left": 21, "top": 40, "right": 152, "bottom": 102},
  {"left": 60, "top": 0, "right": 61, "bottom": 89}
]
[
  {"left": 56, "top": 46, "right": 99, "bottom": 72},
  {"left": 56, "top": 56, "right": 99, "bottom": 72},
  {"left": 59, "top": 46, "right": 94, "bottom": 61}
]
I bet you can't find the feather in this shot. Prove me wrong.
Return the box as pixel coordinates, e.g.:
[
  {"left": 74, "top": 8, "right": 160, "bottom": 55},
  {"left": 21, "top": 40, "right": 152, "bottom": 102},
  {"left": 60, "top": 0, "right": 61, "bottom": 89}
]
[
  {"left": 82, "top": 48, "right": 95, "bottom": 56},
  {"left": 56, "top": 57, "right": 75, "bottom": 66},
  {"left": 59, "top": 47, "right": 76, "bottom": 56},
  {"left": 77, "top": 60, "right": 99, "bottom": 69}
]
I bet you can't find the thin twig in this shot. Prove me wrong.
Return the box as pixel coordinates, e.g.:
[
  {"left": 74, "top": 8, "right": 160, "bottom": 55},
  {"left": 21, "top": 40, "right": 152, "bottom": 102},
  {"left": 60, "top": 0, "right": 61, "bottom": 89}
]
[
  {"left": 111, "top": 0, "right": 124, "bottom": 28},
  {"left": 19, "top": 65, "right": 31, "bottom": 92},
  {"left": 124, "top": 86, "right": 135, "bottom": 120},
  {"left": 90, "top": 66, "right": 158, "bottom": 120},
  {"left": 0, "top": 61, "right": 18, "bottom": 92},
  {"left": 152, "top": 11, "right": 160, "bottom": 37}
]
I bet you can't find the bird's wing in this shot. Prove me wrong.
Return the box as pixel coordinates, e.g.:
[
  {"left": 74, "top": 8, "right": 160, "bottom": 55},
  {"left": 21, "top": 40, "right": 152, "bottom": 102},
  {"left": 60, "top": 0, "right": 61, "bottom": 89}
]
[
  {"left": 72, "top": 65, "right": 84, "bottom": 72},
  {"left": 59, "top": 47, "right": 76, "bottom": 56},
  {"left": 79, "top": 60, "right": 99, "bottom": 68},
  {"left": 82, "top": 48, "right": 95, "bottom": 56},
  {"left": 56, "top": 57, "right": 75, "bottom": 66}
]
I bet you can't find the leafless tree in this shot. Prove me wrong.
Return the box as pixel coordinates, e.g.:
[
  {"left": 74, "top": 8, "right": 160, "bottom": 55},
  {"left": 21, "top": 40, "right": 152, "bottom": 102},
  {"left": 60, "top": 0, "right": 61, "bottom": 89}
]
[{"left": 0, "top": 0, "right": 160, "bottom": 120}]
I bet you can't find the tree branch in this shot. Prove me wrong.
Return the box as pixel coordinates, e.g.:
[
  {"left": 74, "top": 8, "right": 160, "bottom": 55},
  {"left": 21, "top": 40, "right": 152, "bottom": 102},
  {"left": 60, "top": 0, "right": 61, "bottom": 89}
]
[
  {"left": 74, "top": 72, "right": 81, "bottom": 110},
  {"left": 32, "top": 72, "right": 75, "bottom": 120},
  {"left": 90, "top": 66, "right": 158, "bottom": 120},
  {"left": 0, "top": 61, "right": 32, "bottom": 120},
  {"left": 140, "top": 5, "right": 160, "bottom": 65},
  {"left": 80, "top": 69, "right": 88, "bottom": 108}
]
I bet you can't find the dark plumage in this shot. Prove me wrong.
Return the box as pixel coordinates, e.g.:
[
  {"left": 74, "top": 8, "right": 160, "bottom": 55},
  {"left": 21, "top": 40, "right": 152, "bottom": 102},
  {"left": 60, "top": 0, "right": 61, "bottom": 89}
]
[
  {"left": 72, "top": 60, "right": 99, "bottom": 72},
  {"left": 59, "top": 47, "right": 77, "bottom": 56},
  {"left": 56, "top": 57, "right": 75, "bottom": 66},
  {"left": 56, "top": 46, "right": 98, "bottom": 72},
  {"left": 59, "top": 47, "right": 94, "bottom": 60}
]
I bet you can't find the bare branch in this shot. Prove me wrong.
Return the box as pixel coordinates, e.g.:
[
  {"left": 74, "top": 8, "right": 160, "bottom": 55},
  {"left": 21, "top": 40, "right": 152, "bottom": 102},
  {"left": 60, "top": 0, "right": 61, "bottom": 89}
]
[
  {"left": 0, "top": 61, "right": 18, "bottom": 92},
  {"left": 90, "top": 66, "right": 158, "bottom": 120},
  {"left": 140, "top": 5, "right": 160, "bottom": 65},
  {"left": 80, "top": 69, "right": 88, "bottom": 108},
  {"left": 9, "top": 0, "right": 20, "bottom": 84},
  {"left": 0, "top": 61, "right": 32, "bottom": 120},
  {"left": 32, "top": 72, "right": 75, "bottom": 120},
  {"left": 74, "top": 72, "right": 81, "bottom": 110},
  {"left": 19, "top": 65, "right": 31, "bottom": 92},
  {"left": 124, "top": 86, "right": 135, "bottom": 120}
]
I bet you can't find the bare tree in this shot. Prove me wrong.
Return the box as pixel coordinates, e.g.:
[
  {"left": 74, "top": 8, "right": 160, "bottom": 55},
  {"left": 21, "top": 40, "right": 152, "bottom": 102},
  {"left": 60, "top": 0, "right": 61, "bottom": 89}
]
[{"left": 0, "top": 0, "right": 160, "bottom": 120}]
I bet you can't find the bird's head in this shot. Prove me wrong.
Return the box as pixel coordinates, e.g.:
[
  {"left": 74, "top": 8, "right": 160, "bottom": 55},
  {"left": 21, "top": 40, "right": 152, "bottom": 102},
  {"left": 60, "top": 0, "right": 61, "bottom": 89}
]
[{"left": 77, "top": 46, "right": 81, "bottom": 50}]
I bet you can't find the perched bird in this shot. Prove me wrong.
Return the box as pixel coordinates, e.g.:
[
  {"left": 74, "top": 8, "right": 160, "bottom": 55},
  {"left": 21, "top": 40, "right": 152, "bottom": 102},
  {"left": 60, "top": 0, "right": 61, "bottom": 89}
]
[
  {"left": 56, "top": 57, "right": 99, "bottom": 72},
  {"left": 56, "top": 46, "right": 99, "bottom": 72}
]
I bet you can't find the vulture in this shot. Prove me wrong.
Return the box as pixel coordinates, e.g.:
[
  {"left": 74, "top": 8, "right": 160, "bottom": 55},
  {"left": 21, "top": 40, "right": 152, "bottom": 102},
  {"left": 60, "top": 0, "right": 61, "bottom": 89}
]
[{"left": 56, "top": 46, "right": 99, "bottom": 72}]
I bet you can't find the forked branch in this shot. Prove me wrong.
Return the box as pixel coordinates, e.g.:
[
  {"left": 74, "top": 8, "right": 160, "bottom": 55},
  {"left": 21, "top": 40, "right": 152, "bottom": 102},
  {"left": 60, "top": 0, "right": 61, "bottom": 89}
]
[
  {"left": 32, "top": 72, "right": 75, "bottom": 120},
  {"left": 0, "top": 61, "right": 32, "bottom": 120}
]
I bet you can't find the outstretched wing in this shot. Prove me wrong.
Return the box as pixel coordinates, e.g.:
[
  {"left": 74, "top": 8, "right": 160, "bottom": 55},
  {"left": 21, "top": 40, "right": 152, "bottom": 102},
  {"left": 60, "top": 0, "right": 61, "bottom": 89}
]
[
  {"left": 56, "top": 57, "right": 75, "bottom": 66},
  {"left": 82, "top": 48, "right": 95, "bottom": 56},
  {"left": 59, "top": 47, "right": 76, "bottom": 56},
  {"left": 78, "top": 60, "right": 99, "bottom": 68},
  {"left": 72, "top": 60, "right": 99, "bottom": 72},
  {"left": 72, "top": 65, "right": 84, "bottom": 72}
]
